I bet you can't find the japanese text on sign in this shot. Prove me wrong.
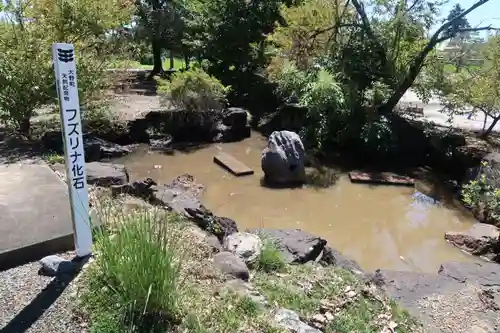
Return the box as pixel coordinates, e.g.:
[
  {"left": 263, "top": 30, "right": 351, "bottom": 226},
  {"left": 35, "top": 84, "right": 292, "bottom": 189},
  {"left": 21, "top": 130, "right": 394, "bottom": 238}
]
[{"left": 52, "top": 43, "right": 92, "bottom": 258}]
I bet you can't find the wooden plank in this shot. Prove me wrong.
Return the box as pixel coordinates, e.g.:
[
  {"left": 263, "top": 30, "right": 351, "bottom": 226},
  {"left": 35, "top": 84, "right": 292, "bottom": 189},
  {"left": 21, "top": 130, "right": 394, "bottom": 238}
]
[
  {"left": 214, "top": 152, "right": 254, "bottom": 176},
  {"left": 349, "top": 171, "right": 415, "bottom": 186}
]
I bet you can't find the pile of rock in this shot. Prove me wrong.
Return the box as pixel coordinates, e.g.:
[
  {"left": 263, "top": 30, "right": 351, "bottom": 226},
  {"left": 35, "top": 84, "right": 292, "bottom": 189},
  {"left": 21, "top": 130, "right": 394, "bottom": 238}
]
[{"left": 41, "top": 106, "right": 253, "bottom": 163}]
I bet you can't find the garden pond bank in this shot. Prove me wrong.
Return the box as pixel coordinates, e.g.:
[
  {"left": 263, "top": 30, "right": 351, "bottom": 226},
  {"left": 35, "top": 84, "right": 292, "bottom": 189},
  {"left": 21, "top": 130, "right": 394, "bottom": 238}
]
[{"left": 113, "top": 133, "right": 479, "bottom": 273}]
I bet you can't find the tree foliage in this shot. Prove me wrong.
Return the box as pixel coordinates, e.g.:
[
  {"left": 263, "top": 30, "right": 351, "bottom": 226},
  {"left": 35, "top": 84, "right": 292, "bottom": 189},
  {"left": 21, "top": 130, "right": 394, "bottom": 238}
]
[
  {"left": 0, "top": 0, "right": 133, "bottom": 133},
  {"left": 438, "top": 36, "right": 500, "bottom": 137},
  {"left": 264, "top": 0, "right": 493, "bottom": 153}
]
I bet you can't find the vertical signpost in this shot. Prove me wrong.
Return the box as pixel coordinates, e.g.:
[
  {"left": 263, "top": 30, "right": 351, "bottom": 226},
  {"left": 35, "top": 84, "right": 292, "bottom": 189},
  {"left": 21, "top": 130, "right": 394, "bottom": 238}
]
[{"left": 52, "top": 43, "right": 92, "bottom": 258}]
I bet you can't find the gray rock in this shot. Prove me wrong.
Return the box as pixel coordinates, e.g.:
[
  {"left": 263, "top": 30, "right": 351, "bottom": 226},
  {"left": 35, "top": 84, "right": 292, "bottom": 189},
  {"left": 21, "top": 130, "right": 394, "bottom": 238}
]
[
  {"left": 111, "top": 174, "right": 238, "bottom": 241},
  {"left": 261, "top": 130, "right": 306, "bottom": 185},
  {"left": 86, "top": 162, "right": 129, "bottom": 187},
  {"left": 223, "top": 232, "right": 262, "bottom": 264},
  {"left": 318, "top": 246, "right": 364, "bottom": 275},
  {"left": 445, "top": 223, "right": 500, "bottom": 260},
  {"left": 187, "top": 226, "right": 222, "bottom": 253},
  {"left": 150, "top": 174, "right": 205, "bottom": 215},
  {"left": 274, "top": 308, "right": 322, "bottom": 333},
  {"left": 222, "top": 107, "right": 249, "bottom": 128},
  {"left": 41, "top": 131, "right": 131, "bottom": 162},
  {"left": 213, "top": 252, "right": 250, "bottom": 281},
  {"left": 149, "top": 137, "right": 174, "bottom": 155},
  {"left": 248, "top": 228, "right": 326, "bottom": 264},
  {"left": 223, "top": 279, "right": 268, "bottom": 305},
  {"left": 111, "top": 178, "right": 157, "bottom": 198},
  {"left": 39, "top": 255, "right": 74, "bottom": 277},
  {"left": 85, "top": 136, "right": 132, "bottom": 159},
  {"left": 186, "top": 208, "right": 238, "bottom": 242},
  {"left": 438, "top": 261, "right": 500, "bottom": 286},
  {"left": 372, "top": 265, "right": 500, "bottom": 333}
]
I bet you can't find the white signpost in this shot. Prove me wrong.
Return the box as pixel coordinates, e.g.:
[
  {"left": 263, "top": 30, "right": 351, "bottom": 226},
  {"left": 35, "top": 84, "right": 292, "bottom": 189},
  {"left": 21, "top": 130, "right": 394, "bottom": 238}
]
[{"left": 52, "top": 43, "right": 92, "bottom": 258}]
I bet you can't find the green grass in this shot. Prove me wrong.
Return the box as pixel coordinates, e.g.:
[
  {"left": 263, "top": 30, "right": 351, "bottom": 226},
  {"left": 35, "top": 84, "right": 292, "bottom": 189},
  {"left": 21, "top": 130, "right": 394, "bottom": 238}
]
[
  {"left": 443, "top": 63, "right": 482, "bottom": 74},
  {"left": 79, "top": 193, "right": 423, "bottom": 333},
  {"left": 42, "top": 152, "right": 65, "bottom": 164},
  {"left": 253, "top": 237, "right": 286, "bottom": 273},
  {"left": 253, "top": 265, "right": 424, "bottom": 333},
  {"left": 80, "top": 195, "right": 283, "bottom": 333}
]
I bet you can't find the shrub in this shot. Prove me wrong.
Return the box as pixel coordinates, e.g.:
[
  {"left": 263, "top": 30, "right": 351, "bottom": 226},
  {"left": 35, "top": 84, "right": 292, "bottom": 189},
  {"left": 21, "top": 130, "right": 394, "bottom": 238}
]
[
  {"left": 0, "top": 28, "right": 54, "bottom": 133},
  {"left": 270, "top": 61, "right": 348, "bottom": 149},
  {"left": 462, "top": 161, "right": 500, "bottom": 225},
  {"left": 91, "top": 208, "right": 186, "bottom": 323},
  {"left": 157, "top": 68, "right": 231, "bottom": 112},
  {"left": 254, "top": 238, "right": 286, "bottom": 273}
]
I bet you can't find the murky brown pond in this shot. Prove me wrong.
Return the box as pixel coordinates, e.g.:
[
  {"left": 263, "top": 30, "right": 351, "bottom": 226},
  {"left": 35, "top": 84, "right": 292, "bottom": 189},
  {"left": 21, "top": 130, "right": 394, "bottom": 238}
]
[{"left": 115, "top": 133, "right": 478, "bottom": 273}]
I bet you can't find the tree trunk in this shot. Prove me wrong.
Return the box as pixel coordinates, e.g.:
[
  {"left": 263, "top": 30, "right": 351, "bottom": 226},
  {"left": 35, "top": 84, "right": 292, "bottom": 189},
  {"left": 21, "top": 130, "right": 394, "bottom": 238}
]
[
  {"left": 378, "top": 48, "right": 431, "bottom": 115},
  {"left": 184, "top": 53, "right": 190, "bottom": 70},
  {"left": 150, "top": 39, "right": 163, "bottom": 77},
  {"left": 169, "top": 50, "right": 174, "bottom": 70},
  {"left": 18, "top": 117, "right": 30, "bottom": 136},
  {"left": 482, "top": 115, "right": 500, "bottom": 138}
]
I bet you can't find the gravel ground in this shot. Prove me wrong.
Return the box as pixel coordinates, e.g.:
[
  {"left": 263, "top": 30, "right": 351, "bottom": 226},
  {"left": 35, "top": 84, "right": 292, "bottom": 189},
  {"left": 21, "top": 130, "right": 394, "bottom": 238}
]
[
  {"left": 0, "top": 252, "right": 88, "bottom": 333},
  {"left": 418, "top": 283, "right": 500, "bottom": 333}
]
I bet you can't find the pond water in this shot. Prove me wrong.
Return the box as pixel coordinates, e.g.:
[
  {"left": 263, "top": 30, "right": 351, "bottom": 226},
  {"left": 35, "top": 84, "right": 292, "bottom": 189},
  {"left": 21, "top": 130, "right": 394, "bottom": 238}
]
[{"left": 115, "top": 133, "right": 478, "bottom": 273}]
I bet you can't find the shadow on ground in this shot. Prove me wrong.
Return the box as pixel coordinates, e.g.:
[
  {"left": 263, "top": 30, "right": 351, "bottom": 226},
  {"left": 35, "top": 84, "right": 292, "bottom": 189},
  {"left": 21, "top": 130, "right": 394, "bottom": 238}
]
[
  {"left": 0, "top": 131, "right": 44, "bottom": 164},
  {"left": 0, "top": 257, "right": 88, "bottom": 333}
]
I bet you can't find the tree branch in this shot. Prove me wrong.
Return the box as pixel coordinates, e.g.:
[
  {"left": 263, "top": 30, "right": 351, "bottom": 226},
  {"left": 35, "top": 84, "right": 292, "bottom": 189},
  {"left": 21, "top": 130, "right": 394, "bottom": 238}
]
[
  {"left": 350, "top": 0, "right": 376, "bottom": 40},
  {"left": 433, "top": 0, "right": 492, "bottom": 38},
  {"left": 435, "top": 26, "right": 499, "bottom": 44}
]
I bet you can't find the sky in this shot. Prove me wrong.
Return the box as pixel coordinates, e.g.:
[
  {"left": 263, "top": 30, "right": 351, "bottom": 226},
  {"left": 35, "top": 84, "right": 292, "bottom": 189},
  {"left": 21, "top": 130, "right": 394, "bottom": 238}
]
[{"left": 438, "top": 0, "right": 500, "bottom": 29}]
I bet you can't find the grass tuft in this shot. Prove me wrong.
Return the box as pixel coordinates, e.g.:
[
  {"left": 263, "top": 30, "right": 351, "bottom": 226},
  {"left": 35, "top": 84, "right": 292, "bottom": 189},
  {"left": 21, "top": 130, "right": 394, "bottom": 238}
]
[
  {"left": 43, "top": 152, "right": 65, "bottom": 164},
  {"left": 254, "top": 237, "right": 286, "bottom": 273}
]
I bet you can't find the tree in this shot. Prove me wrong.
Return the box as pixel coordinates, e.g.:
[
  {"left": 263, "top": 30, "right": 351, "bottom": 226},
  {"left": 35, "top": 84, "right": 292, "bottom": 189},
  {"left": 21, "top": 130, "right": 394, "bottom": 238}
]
[
  {"left": 134, "top": 0, "right": 188, "bottom": 76},
  {"left": 0, "top": 0, "right": 133, "bottom": 134},
  {"left": 263, "top": 0, "right": 495, "bottom": 153},
  {"left": 272, "top": 0, "right": 494, "bottom": 116},
  {"left": 444, "top": 4, "right": 471, "bottom": 38},
  {"left": 184, "top": 0, "right": 291, "bottom": 106},
  {"left": 360, "top": 0, "right": 496, "bottom": 115},
  {"left": 439, "top": 36, "right": 500, "bottom": 138}
]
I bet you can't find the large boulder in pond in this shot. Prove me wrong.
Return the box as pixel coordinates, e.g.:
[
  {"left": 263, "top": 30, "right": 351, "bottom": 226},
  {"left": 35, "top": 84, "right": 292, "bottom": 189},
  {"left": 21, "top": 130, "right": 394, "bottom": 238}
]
[{"left": 261, "top": 130, "right": 306, "bottom": 185}]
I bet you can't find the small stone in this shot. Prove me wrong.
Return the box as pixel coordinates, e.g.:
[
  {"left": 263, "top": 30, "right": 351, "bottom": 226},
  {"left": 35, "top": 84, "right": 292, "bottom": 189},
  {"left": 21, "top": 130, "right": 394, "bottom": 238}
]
[
  {"left": 311, "top": 313, "right": 327, "bottom": 324},
  {"left": 39, "top": 255, "right": 74, "bottom": 277},
  {"left": 274, "top": 308, "right": 322, "bottom": 333},
  {"left": 224, "top": 232, "right": 262, "bottom": 264},
  {"left": 324, "top": 312, "right": 334, "bottom": 321},
  {"left": 223, "top": 279, "right": 268, "bottom": 305},
  {"left": 346, "top": 290, "right": 357, "bottom": 298},
  {"left": 213, "top": 252, "right": 250, "bottom": 281}
]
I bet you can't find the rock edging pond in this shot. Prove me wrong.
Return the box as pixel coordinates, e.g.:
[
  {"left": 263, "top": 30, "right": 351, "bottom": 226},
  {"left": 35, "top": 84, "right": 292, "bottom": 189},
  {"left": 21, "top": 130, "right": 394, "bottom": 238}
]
[{"left": 41, "top": 107, "right": 252, "bottom": 163}]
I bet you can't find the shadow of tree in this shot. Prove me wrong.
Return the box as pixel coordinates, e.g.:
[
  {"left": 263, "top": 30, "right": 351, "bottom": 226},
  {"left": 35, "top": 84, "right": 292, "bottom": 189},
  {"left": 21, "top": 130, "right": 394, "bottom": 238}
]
[{"left": 0, "top": 132, "right": 44, "bottom": 164}]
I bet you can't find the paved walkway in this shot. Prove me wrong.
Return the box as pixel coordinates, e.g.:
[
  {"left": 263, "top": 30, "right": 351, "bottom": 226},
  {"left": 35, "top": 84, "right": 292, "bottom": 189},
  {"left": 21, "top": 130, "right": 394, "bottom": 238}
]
[
  {"left": 0, "top": 163, "right": 73, "bottom": 270},
  {"left": 400, "top": 90, "right": 499, "bottom": 133}
]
